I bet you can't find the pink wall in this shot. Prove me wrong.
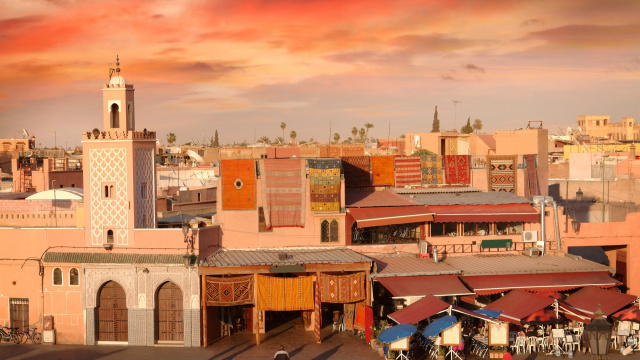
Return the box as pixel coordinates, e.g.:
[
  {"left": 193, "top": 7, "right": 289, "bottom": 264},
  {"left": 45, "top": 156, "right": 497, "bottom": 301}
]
[
  {"left": 217, "top": 177, "right": 346, "bottom": 248},
  {"left": 0, "top": 200, "right": 81, "bottom": 227},
  {"left": 563, "top": 212, "right": 640, "bottom": 295}
]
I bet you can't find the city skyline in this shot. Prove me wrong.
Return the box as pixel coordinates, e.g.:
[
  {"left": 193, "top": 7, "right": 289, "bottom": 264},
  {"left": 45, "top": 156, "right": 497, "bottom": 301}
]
[{"left": 2, "top": 0, "right": 640, "bottom": 147}]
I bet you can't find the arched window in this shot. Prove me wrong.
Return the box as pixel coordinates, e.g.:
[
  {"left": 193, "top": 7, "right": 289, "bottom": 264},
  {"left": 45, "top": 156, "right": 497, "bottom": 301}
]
[
  {"left": 128, "top": 103, "right": 133, "bottom": 128},
  {"left": 69, "top": 268, "right": 79, "bottom": 286},
  {"left": 320, "top": 220, "right": 329, "bottom": 242},
  {"left": 107, "top": 229, "right": 114, "bottom": 244},
  {"left": 104, "top": 185, "right": 109, "bottom": 198},
  {"left": 109, "top": 185, "right": 114, "bottom": 197},
  {"left": 111, "top": 103, "right": 120, "bottom": 128},
  {"left": 330, "top": 220, "right": 339, "bottom": 242},
  {"left": 53, "top": 268, "right": 63, "bottom": 286}
]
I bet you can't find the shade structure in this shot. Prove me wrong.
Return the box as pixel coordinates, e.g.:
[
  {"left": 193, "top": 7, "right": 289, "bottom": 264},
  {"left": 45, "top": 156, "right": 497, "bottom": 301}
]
[
  {"left": 612, "top": 306, "right": 640, "bottom": 323},
  {"left": 379, "top": 275, "right": 474, "bottom": 298},
  {"left": 557, "top": 301, "right": 592, "bottom": 324},
  {"left": 474, "top": 309, "right": 503, "bottom": 318},
  {"left": 349, "top": 206, "right": 433, "bottom": 228},
  {"left": 565, "top": 287, "right": 638, "bottom": 316},
  {"left": 378, "top": 323, "right": 417, "bottom": 343},
  {"left": 387, "top": 295, "right": 450, "bottom": 324},
  {"left": 461, "top": 272, "right": 620, "bottom": 295},
  {"left": 422, "top": 316, "right": 457, "bottom": 337},
  {"left": 522, "top": 309, "right": 562, "bottom": 324},
  {"left": 450, "top": 305, "right": 499, "bottom": 323},
  {"left": 427, "top": 203, "right": 539, "bottom": 223},
  {"left": 484, "top": 289, "right": 554, "bottom": 324}
]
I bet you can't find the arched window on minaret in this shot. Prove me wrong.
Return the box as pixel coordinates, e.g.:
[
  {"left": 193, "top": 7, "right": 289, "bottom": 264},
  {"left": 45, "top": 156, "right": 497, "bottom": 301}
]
[
  {"left": 111, "top": 103, "right": 120, "bottom": 128},
  {"left": 128, "top": 103, "right": 133, "bottom": 129}
]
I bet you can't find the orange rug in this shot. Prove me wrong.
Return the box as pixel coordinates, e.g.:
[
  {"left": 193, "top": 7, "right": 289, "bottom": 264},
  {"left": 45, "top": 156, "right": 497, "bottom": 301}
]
[
  {"left": 371, "top": 156, "right": 395, "bottom": 187},
  {"left": 221, "top": 160, "right": 256, "bottom": 210}
]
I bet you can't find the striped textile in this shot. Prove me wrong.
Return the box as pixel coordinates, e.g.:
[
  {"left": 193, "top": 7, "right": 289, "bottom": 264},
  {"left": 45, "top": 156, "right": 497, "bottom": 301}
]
[
  {"left": 259, "top": 159, "right": 306, "bottom": 228},
  {"left": 342, "top": 156, "right": 371, "bottom": 187},
  {"left": 256, "top": 275, "right": 314, "bottom": 311},
  {"left": 487, "top": 155, "right": 518, "bottom": 193},
  {"left": 395, "top": 156, "right": 422, "bottom": 187},
  {"left": 525, "top": 155, "right": 539, "bottom": 196},
  {"left": 420, "top": 155, "right": 444, "bottom": 185},
  {"left": 315, "top": 274, "right": 322, "bottom": 343},
  {"left": 308, "top": 159, "right": 341, "bottom": 211},
  {"left": 371, "top": 156, "right": 395, "bottom": 187},
  {"left": 443, "top": 155, "right": 471, "bottom": 185}
]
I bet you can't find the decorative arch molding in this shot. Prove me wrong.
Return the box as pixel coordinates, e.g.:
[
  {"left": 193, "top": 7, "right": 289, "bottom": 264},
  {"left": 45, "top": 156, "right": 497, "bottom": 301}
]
[
  {"left": 84, "top": 268, "right": 136, "bottom": 309},
  {"left": 149, "top": 273, "right": 186, "bottom": 309}
]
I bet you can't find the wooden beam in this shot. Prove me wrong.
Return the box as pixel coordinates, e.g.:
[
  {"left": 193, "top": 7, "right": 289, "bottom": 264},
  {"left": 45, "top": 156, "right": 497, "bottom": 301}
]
[
  {"left": 201, "top": 274, "right": 208, "bottom": 346},
  {"left": 365, "top": 269, "right": 371, "bottom": 307},
  {"left": 254, "top": 273, "right": 260, "bottom": 346}
]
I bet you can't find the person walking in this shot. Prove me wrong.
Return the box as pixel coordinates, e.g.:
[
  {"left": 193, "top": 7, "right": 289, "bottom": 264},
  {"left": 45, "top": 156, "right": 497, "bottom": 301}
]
[
  {"left": 274, "top": 345, "right": 290, "bottom": 360},
  {"left": 503, "top": 348, "right": 512, "bottom": 360}
]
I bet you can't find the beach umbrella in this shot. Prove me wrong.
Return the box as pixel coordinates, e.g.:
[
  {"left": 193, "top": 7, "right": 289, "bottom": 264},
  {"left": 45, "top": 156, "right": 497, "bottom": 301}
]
[
  {"left": 378, "top": 323, "right": 417, "bottom": 343},
  {"left": 473, "top": 309, "right": 503, "bottom": 318},
  {"left": 422, "top": 315, "right": 457, "bottom": 338}
]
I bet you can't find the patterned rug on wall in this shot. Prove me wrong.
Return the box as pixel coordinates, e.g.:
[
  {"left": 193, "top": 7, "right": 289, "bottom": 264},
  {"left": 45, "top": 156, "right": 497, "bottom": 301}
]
[
  {"left": 395, "top": 156, "right": 422, "bottom": 187},
  {"left": 308, "top": 159, "right": 341, "bottom": 211},
  {"left": 221, "top": 160, "right": 256, "bottom": 210},
  {"left": 420, "top": 155, "right": 444, "bottom": 185},
  {"left": 371, "top": 156, "right": 395, "bottom": 187},
  {"left": 525, "top": 154, "right": 539, "bottom": 196},
  {"left": 443, "top": 155, "right": 471, "bottom": 185},
  {"left": 487, "top": 155, "right": 518, "bottom": 193},
  {"left": 259, "top": 158, "right": 307, "bottom": 228},
  {"left": 319, "top": 272, "right": 366, "bottom": 303},
  {"left": 206, "top": 275, "right": 255, "bottom": 306},
  {"left": 341, "top": 156, "right": 371, "bottom": 187}
]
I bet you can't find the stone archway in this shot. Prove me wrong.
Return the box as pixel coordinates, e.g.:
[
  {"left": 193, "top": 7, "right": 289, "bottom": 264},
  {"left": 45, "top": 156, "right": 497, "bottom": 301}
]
[{"left": 155, "top": 281, "right": 184, "bottom": 342}]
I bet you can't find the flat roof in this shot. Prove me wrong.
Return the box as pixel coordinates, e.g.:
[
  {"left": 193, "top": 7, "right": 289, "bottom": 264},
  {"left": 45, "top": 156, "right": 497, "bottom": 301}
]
[
  {"left": 403, "top": 191, "right": 531, "bottom": 206},
  {"left": 370, "top": 254, "right": 460, "bottom": 278},
  {"left": 346, "top": 189, "right": 422, "bottom": 208},
  {"left": 393, "top": 187, "right": 482, "bottom": 195},
  {"left": 443, "top": 253, "right": 614, "bottom": 276},
  {"left": 202, "top": 247, "right": 372, "bottom": 267}
]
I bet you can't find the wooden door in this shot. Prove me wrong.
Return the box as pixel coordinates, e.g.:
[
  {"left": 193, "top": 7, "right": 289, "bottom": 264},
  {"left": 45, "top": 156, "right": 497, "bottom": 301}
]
[
  {"left": 9, "top": 298, "right": 29, "bottom": 332},
  {"left": 156, "top": 282, "right": 184, "bottom": 342},
  {"left": 97, "top": 281, "right": 128, "bottom": 342}
]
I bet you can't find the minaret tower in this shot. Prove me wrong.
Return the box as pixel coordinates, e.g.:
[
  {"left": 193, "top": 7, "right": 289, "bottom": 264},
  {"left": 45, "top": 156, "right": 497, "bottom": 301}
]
[{"left": 82, "top": 56, "right": 157, "bottom": 248}]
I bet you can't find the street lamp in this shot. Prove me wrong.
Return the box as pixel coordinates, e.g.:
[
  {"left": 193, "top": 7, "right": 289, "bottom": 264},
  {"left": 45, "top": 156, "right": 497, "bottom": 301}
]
[
  {"left": 584, "top": 304, "right": 612, "bottom": 359},
  {"left": 182, "top": 222, "right": 195, "bottom": 267},
  {"left": 601, "top": 154, "right": 609, "bottom": 222},
  {"left": 576, "top": 188, "right": 583, "bottom": 202}
]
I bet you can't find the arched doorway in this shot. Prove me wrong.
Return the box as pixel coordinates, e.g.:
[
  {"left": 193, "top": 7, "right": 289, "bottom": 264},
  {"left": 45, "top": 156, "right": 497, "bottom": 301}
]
[
  {"left": 97, "top": 281, "right": 128, "bottom": 342},
  {"left": 155, "top": 281, "right": 184, "bottom": 342}
]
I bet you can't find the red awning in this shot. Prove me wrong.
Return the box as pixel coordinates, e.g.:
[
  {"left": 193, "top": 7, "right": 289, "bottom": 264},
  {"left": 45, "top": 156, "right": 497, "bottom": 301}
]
[
  {"left": 349, "top": 207, "right": 433, "bottom": 228},
  {"left": 388, "top": 295, "right": 450, "bottom": 324},
  {"left": 557, "top": 301, "right": 592, "bottom": 324},
  {"left": 612, "top": 306, "right": 640, "bottom": 322},
  {"left": 461, "top": 272, "right": 620, "bottom": 295},
  {"left": 484, "top": 289, "right": 555, "bottom": 324},
  {"left": 522, "top": 309, "right": 559, "bottom": 324},
  {"left": 565, "top": 287, "right": 638, "bottom": 316},
  {"left": 378, "top": 275, "right": 474, "bottom": 298},
  {"left": 427, "top": 203, "right": 539, "bottom": 223}
]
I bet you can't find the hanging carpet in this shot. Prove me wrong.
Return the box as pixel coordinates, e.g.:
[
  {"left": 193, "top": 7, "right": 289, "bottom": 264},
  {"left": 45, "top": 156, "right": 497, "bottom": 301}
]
[
  {"left": 420, "top": 155, "right": 444, "bottom": 185},
  {"left": 221, "top": 160, "right": 256, "bottom": 210},
  {"left": 344, "top": 303, "right": 356, "bottom": 331},
  {"left": 315, "top": 274, "right": 322, "bottom": 343},
  {"left": 259, "top": 158, "right": 307, "bottom": 228},
  {"left": 342, "top": 156, "right": 371, "bottom": 187},
  {"left": 395, "top": 156, "right": 422, "bottom": 187},
  {"left": 206, "top": 275, "right": 254, "bottom": 306},
  {"left": 256, "top": 275, "right": 314, "bottom": 311},
  {"left": 354, "top": 302, "right": 367, "bottom": 332},
  {"left": 443, "top": 155, "right": 471, "bottom": 185},
  {"left": 309, "top": 159, "right": 341, "bottom": 211},
  {"left": 487, "top": 155, "right": 518, "bottom": 193},
  {"left": 319, "top": 272, "right": 366, "bottom": 303},
  {"left": 371, "top": 156, "right": 395, "bottom": 187}
]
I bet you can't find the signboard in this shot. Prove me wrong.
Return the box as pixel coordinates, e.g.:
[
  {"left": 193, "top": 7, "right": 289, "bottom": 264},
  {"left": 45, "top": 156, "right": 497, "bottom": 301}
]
[
  {"left": 488, "top": 323, "right": 509, "bottom": 346},
  {"left": 618, "top": 321, "right": 631, "bottom": 336},
  {"left": 552, "top": 329, "right": 565, "bottom": 339},
  {"left": 389, "top": 337, "right": 410, "bottom": 351},
  {"left": 441, "top": 322, "right": 462, "bottom": 346}
]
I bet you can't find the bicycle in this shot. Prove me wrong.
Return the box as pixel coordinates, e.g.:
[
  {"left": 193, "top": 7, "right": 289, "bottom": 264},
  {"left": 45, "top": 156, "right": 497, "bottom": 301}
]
[
  {"left": 0, "top": 326, "right": 20, "bottom": 344},
  {"left": 21, "top": 327, "right": 42, "bottom": 344}
]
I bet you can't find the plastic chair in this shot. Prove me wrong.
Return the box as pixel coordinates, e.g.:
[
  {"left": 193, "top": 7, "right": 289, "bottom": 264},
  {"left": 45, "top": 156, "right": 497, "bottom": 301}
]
[
  {"left": 338, "top": 315, "right": 345, "bottom": 332},
  {"left": 515, "top": 336, "right": 526, "bottom": 354},
  {"left": 527, "top": 336, "right": 538, "bottom": 353}
]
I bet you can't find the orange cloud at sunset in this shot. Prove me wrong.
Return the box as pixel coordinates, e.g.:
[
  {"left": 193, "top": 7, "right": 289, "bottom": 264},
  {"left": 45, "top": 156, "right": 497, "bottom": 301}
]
[{"left": 1, "top": 0, "right": 640, "bottom": 147}]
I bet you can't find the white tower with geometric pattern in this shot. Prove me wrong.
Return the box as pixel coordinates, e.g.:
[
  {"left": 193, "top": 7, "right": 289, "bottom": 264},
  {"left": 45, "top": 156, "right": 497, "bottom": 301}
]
[{"left": 81, "top": 56, "right": 157, "bottom": 248}]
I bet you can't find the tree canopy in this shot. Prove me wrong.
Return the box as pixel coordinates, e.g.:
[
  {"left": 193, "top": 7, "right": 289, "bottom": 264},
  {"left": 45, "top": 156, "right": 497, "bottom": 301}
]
[
  {"left": 461, "top": 117, "right": 474, "bottom": 134},
  {"left": 472, "top": 119, "right": 483, "bottom": 134},
  {"left": 166, "top": 132, "right": 176, "bottom": 145},
  {"left": 431, "top": 106, "right": 440, "bottom": 133}
]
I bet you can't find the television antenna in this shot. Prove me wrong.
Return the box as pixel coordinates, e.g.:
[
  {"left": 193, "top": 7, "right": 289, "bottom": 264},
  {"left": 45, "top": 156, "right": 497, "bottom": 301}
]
[{"left": 452, "top": 100, "right": 462, "bottom": 130}]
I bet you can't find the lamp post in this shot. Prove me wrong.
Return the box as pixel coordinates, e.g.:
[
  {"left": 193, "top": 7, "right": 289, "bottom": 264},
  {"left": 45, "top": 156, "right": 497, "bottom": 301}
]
[
  {"left": 602, "top": 154, "right": 609, "bottom": 222},
  {"left": 584, "top": 304, "right": 612, "bottom": 359},
  {"left": 182, "top": 222, "right": 195, "bottom": 267}
]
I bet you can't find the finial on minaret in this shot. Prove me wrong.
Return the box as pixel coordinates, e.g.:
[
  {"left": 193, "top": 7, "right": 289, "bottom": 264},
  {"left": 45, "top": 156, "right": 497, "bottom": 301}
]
[{"left": 116, "top": 55, "right": 120, "bottom": 75}]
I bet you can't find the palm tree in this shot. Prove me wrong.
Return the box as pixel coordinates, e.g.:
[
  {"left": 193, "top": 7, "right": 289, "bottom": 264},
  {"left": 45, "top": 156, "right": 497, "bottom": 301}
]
[
  {"left": 473, "top": 119, "right": 483, "bottom": 134},
  {"left": 364, "top": 123, "right": 374, "bottom": 143},
  {"left": 166, "top": 132, "right": 176, "bottom": 146},
  {"left": 358, "top": 128, "right": 366, "bottom": 143},
  {"left": 333, "top": 133, "right": 341, "bottom": 144},
  {"left": 290, "top": 130, "right": 297, "bottom": 145},
  {"left": 351, "top": 127, "right": 358, "bottom": 140},
  {"left": 258, "top": 136, "right": 270, "bottom": 145},
  {"left": 280, "top": 122, "right": 286, "bottom": 141}
]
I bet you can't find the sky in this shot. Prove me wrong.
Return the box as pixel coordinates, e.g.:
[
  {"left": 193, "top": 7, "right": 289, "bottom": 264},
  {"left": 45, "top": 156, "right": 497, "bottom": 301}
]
[{"left": 2, "top": 0, "right": 640, "bottom": 148}]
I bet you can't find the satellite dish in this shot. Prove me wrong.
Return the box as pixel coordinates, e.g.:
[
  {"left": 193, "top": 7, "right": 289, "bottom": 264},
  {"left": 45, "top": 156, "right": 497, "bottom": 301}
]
[
  {"left": 577, "top": 126, "right": 582, "bottom": 133},
  {"left": 567, "top": 127, "right": 573, "bottom": 136}
]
